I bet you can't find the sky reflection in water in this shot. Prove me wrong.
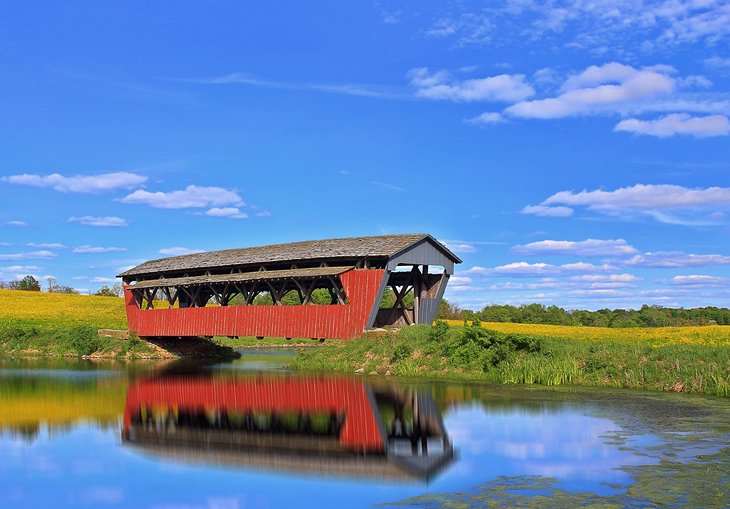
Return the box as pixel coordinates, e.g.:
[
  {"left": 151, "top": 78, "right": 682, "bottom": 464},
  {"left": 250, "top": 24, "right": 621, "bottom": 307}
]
[{"left": 0, "top": 353, "right": 726, "bottom": 508}]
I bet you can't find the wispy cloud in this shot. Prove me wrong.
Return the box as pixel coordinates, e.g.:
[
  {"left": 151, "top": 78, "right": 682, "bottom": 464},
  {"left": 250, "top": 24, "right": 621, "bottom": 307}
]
[
  {"left": 158, "top": 247, "right": 205, "bottom": 256},
  {"left": 2, "top": 172, "right": 146, "bottom": 193},
  {"left": 513, "top": 239, "right": 637, "bottom": 257},
  {"left": 5, "top": 220, "right": 28, "bottom": 227},
  {"left": 625, "top": 251, "right": 730, "bottom": 268},
  {"left": 121, "top": 185, "right": 243, "bottom": 209},
  {"left": 409, "top": 67, "right": 534, "bottom": 102},
  {"left": 505, "top": 63, "right": 674, "bottom": 119},
  {"left": 370, "top": 181, "right": 403, "bottom": 192},
  {"left": 468, "top": 261, "right": 616, "bottom": 277},
  {"left": 89, "top": 276, "right": 117, "bottom": 284},
  {"left": 204, "top": 207, "right": 248, "bottom": 219},
  {"left": 179, "top": 72, "right": 403, "bottom": 100},
  {"left": 615, "top": 113, "right": 730, "bottom": 138},
  {"left": 426, "top": 2, "right": 730, "bottom": 51},
  {"left": 520, "top": 205, "right": 573, "bottom": 217},
  {"left": 523, "top": 184, "right": 730, "bottom": 225},
  {"left": 669, "top": 274, "right": 727, "bottom": 286},
  {"left": 27, "top": 242, "right": 66, "bottom": 249},
  {"left": 443, "top": 242, "right": 477, "bottom": 254},
  {"left": 465, "top": 112, "right": 505, "bottom": 124},
  {"left": 68, "top": 216, "right": 129, "bottom": 227},
  {"left": 0, "top": 250, "right": 56, "bottom": 261},
  {"left": 72, "top": 245, "right": 127, "bottom": 254}
]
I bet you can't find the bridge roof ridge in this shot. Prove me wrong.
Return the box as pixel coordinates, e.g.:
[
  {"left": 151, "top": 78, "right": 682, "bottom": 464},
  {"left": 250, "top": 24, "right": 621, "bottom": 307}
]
[{"left": 119, "top": 233, "right": 460, "bottom": 279}]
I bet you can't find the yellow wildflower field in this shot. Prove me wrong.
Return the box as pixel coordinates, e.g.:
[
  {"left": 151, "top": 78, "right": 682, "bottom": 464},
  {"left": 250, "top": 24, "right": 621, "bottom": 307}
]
[
  {"left": 0, "top": 289, "right": 127, "bottom": 329},
  {"left": 444, "top": 320, "right": 730, "bottom": 347}
]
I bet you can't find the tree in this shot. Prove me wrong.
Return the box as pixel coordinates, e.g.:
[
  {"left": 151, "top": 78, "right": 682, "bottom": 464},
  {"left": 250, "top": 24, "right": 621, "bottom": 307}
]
[
  {"left": 46, "top": 277, "right": 79, "bottom": 294},
  {"left": 436, "top": 298, "right": 463, "bottom": 320},
  {"left": 93, "top": 281, "right": 124, "bottom": 297},
  {"left": 13, "top": 275, "right": 41, "bottom": 291}
]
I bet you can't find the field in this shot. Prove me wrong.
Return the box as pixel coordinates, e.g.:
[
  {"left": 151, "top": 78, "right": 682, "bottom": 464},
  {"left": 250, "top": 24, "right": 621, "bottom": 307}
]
[
  {"left": 0, "top": 289, "right": 127, "bottom": 329},
  {"left": 444, "top": 320, "right": 730, "bottom": 347},
  {"left": 0, "top": 290, "right": 152, "bottom": 358}
]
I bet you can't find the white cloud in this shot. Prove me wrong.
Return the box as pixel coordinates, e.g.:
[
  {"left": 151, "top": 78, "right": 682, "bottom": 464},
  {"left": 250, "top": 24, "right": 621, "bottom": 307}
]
[
  {"left": 88, "top": 277, "right": 117, "bottom": 284},
  {"left": 505, "top": 63, "right": 675, "bottom": 119},
  {"left": 468, "top": 261, "right": 615, "bottom": 277},
  {"left": 705, "top": 57, "right": 730, "bottom": 70},
  {"left": 527, "top": 184, "right": 730, "bottom": 225},
  {"left": 544, "top": 184, "right": 730, "bottom": 211},
  {"left": 465, "top": 112, "right": 505, "bottom": 124},
  {"left": 0, "top": 250, "right": 56, "bottom": 261},
  {"left": 5, "top": 220, "right": 28, "bottom": 227},
  {"left": 678, "top": 75, "right": 713, "bottom": 89},
  {"left": 205, "top": 207, "right": 248, "bottom": 219},
  {"left": 444, "top": 242, "right": 477, "bottom": 254},
  {"left": 68, "top": 216, "right": 129, "bottom": 227},
  {"left": 0, "top": 265, "right": 41, "bottom": 280},
  {"left": 521, "top": 204, "right": 574, "bottom": 217},
  {"left": 27, "top": 243, "right": 66, "bottom": 249},
  {"left": 429, "top": 2, "right": 730, "bottom": 50},
  {"left": 255, "top": 210, "right": 272, "bottom": 218},
  {"left": 409, "top": 67, "right": 535, "bottom": 102},
  {"left": 571, "top": 273, "right": 639, "bottom": 283},
  {"left": 513, "top": 239, "right": 637, "bottom": 257},
  {"left": 2, "top": 172, "right": 146, "bottom": 193},
  {"left": 158, "top": 247, "right": 205, "bottom": 256},
  {"left": 615, "top": 113, "right": 730, "bottom": 138},
  {"left": 626, "top": 251, "right": 730, "bottom": 268},
  {"left": 121, "top": 185, "right": 243, "bottom": 209},
  {"left": 571, "top": 273, "right": 639, "bottom": 289},
  {"left": 72, "top": 245, "right": 127, "bottom": 254},
  {"left": 670, "top": 275, "right": 727, "bottom": 286}
]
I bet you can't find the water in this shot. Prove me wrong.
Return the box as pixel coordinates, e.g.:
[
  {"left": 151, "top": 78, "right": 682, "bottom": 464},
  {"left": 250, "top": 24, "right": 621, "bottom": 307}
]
[{"left": 0, "top": 349, "right": 728, "bottom": 508}]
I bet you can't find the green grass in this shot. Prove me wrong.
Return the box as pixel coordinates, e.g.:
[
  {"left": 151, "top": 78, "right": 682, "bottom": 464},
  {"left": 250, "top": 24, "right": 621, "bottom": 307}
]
[
  {"left": 0, "top": 322, "right": 156, "bottom": 359},
  {"left": 290, "top": 322, "right": 730, "bottom": 397}
]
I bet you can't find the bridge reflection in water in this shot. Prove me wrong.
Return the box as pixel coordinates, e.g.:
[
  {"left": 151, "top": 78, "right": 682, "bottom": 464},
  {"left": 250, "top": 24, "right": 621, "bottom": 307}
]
[{"left": 122, "top": 371, "right": 454, "bottom": 482}]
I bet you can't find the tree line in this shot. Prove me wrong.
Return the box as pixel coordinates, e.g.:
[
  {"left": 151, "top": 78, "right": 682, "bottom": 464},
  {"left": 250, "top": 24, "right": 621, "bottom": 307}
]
[
  {"left": 0, "top": 275, "right": 123, "bottom": 297},
  {"left": 436, "top": 300, "right": 730, "bottom": 327}
]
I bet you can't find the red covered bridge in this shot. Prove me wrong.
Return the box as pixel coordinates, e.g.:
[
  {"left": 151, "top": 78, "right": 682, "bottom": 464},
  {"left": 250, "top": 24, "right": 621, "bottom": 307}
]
[{"left": 118, "top": 234, "right": 461, "bottom": 340}]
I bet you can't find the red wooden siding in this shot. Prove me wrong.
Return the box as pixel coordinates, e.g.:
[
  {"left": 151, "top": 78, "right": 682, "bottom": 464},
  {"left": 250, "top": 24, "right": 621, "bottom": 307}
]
[
  {"left": 123, "top": 269, "right": 385, "bottom": 340},
  {"left": 123, "top": 376, "right": 385, "bottom": 452}
]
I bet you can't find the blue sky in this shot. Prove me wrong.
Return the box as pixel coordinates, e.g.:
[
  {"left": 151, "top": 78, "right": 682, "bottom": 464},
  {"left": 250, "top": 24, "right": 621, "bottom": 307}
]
[{"left": 1, "top": 1, "right": 729, "bottom": 310}]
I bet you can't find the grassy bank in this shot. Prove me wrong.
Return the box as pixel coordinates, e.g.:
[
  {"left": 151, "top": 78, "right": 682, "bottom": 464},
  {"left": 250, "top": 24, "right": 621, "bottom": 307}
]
[
  {"left": 291, "top": 322, "right": 730, "bottom": 396},
  {"left": 0, "top": 289, "right": 157, "bottom": 358},
  {"left": 445, "top": 320, "right": 730, "bottom": 346},
  {"left": 0, "top": 323, "right": 157, "bottom": 358}
]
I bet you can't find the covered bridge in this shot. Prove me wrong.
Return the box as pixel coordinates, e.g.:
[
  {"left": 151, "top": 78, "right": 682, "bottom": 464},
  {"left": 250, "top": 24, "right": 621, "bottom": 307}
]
[{"left": 118, "top": 233, "right": 461, "bottom": 340}]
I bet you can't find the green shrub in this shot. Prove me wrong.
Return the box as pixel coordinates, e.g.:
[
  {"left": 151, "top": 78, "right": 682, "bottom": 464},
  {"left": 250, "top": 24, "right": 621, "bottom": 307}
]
[
  {"left": 429, "top": 321, "right": 450, "bottom": 342},
  {"left": 391, "top": 342, "right": 412, "bottom": 363},
  {"left": 66, "top": 325, "right": 104, "bottom": 356}
]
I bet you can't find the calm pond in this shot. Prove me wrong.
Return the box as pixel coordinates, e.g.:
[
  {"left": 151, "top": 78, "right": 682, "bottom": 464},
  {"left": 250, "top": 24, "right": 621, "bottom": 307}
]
[{"left": 0, "top": 349, "right": 728, "bottom": 508}]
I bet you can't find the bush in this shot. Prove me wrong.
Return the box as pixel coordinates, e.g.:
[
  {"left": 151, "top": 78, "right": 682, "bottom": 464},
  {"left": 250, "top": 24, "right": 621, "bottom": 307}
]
[
  {"left": 429, "top": 321, "right": 450, "bottom": 342},
  {"left": 390, "top": 342, "right": 412, "bottom": 363},
  {"left": 66, "top": 325, "right": 104, "bottom": 356}
]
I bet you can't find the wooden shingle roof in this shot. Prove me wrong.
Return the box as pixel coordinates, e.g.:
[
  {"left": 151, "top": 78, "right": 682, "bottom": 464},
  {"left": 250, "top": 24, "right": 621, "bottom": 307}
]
[
  {"left": 119, "top": 234, "right": 460, "bottom": 278},
  {"left": 128, "top": 266, "right": 353, "bottom": 290}
]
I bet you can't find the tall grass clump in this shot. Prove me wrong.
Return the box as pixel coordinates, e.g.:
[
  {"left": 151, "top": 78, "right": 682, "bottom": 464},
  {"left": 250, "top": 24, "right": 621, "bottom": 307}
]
[{"left": 290, "top": 321, "right": 730, "bottom": 396}]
